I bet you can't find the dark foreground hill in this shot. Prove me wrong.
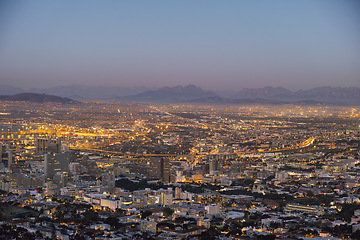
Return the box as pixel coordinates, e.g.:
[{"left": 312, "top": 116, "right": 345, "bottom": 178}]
[{"left": 0, "top": 93, "right": 78, "bottom": 104}]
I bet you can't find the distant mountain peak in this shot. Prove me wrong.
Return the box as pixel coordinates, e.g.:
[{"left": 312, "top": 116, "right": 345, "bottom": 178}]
[
  {"left": 0, "top": 85, "right": 25, "bottom": 95},
  {"left": 158, "top": 84, "right": 204, "bottom": 92},
  {"left": 231, "top": 86, "right": 360, "bottom": 105},
  {"left": 29, "top": 85, "right": 148, "bottom": 99},
  {"left": 234, "top": 86, "right": 292, "bottom": 99},
  {"left": 121, "top": 84, "right": 216, "bottom": 102}
]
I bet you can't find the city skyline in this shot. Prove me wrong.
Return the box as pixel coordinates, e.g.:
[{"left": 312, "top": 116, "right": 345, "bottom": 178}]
[{"left": 1, "top": 1, "right": 360, "bottom": 91}]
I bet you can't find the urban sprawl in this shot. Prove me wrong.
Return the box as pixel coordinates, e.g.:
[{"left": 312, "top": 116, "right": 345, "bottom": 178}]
[{"left": 0, "top": 101, "right": 360, "bottom": 240}]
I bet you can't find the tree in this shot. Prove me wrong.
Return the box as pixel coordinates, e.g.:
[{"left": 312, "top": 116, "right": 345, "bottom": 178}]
[
  {"left": 306, "top": 190, "right": 314, "bottom": 197},
  {"left": 141, "top": 210, "right": 153, "bottom": 219},
  {"left": 70, "top": 233, "right": 86, "bottom": 240},
  {"left": 351, "top": 230, "right": 360, "bottom": 240},
  {"left": 269, "top": 222, "right": 281, "bottom": 231},
  {"left": 104, "top": 216, "right": 119, "bottom": 228},
  {"left": 256, "top": 234, "right": 276, "bottom": 240},
  {"left": 50, "top": 223, "right": 56, "bottom": 240},
  {"left": 35, "top": 230, "right": 43, "bottom": 239},
  {"left": 140, "top": 232, "right": 155, "bottom": 240},
  {"left": 81, "top": 209, "right": 100, "bottom": 225},
  {"left": 198, "top": 226, "right": 220, "bottom": 240},
  {"left": 162, "top": 207, "right": 174, "bottom": 218}
]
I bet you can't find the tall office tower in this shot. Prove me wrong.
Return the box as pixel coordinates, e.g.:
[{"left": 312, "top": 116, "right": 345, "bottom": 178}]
[
  {"left": 80, "top": 154, "right": 99, "bottom": 175},
  {"left": 148, "top": 157, "right": 171, "bottom": 183},
  {"left": 53, "top": 171, "right": 69, "bottom": 188},
  {"left": 0, "top": 144, "right": 12, "bottom": 169},
  {"left": 0, "top": 149, "right": 12, "bottom": 169},
  {"left": 69, "top": 162, "right": 82, "bottom": 175},
  {"left": 36, "top": 137, "right": 61, "bottom": 154},
  {"left": 102, "top": 171, "right": 115, "bottom": 188},
  {"left": 44, "top": 152, "right": 69, "bottom": 182},
  {"left": 0, "top": 144, "right": 4, "bottom": 156},
  {"left": 209, "top": 159, "right": 217, "bottom": 175}
]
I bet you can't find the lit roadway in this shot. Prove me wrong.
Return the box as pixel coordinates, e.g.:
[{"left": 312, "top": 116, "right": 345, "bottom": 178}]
[
  {"left": 4, "top": 122, "right": 317, "bottom": 159},
  {"left": 71, "top": 137, "right": 317, "bottom": 158},
  {"left": 204, "top": 137, "right": 317, "bottom": 156}
]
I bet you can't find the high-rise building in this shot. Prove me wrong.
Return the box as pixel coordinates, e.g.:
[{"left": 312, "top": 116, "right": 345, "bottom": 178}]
[
  {"left": 0, "top": 144, "right": 12, "bottom": 169},
  {"left": 53, "top": 171, "right": 68, "bottom": 188},
  {"left": 44, "top": 152, "right": 69, "bottom": 182},
  {"left": 148, "top": 157, "right": 171, "bottom": 182},
  {"left": 175, "top": 187, "right": 182, "bottom": 199},
  {"left": 160, "top": 191, "right": 173, "bottom": 206},
  {"left": 205, "top": 204, "right": 221, "bottom": 215},
  {"left": 209, "top": 159, "right": 218, "bottom": 175},
  {"left": 36, "top": 137, "right": 61, "bottom": 154},
  {"left": 102, "top": 171, "right": 115, "bottom": 188},
  {"left": 69, "top": 162, "right": 82, "bottom": 175}
]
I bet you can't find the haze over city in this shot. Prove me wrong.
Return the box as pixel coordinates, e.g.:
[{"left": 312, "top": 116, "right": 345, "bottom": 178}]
[{"left": 1, "top": 0, "right": 360, "bottom": 91}]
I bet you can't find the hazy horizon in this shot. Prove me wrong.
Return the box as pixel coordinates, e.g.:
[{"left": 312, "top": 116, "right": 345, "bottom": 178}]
[
  {"left": 2, "top": 83, "right": 360, "bottom": 94},
  {"left": 1, "top": 1, "right": 359, "bottom": 91}
]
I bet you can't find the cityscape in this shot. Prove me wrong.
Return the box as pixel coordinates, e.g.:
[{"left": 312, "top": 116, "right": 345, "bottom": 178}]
[
  {"left": 0, "top": 99, "right": 359, "bottom": 239},
  {"left": 1, "top": 0, "right": 360, "bottom": 239}
]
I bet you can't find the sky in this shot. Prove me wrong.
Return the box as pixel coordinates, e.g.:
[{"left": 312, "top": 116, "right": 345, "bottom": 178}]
[{"left": 0, "top": 0, "right": 359, "bottom": 91}]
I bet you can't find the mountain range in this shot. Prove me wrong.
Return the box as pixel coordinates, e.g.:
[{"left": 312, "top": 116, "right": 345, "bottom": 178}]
[
  {"left": 227, "top": 86, "right": 360, "bottom": 105},
  {"left": 0, "top": 84, "right": 359, "bottom": 105},
  {"left": 118, "top": 85, "right": 216, "bottom": 102},
  {"left": 120, "top": 85, "right": 360, "bottom": 105}
]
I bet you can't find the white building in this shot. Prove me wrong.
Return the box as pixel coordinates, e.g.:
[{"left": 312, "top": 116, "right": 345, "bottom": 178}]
[
  {"left": 83, "top": 194, "right": 121, "bottom": 210},
  {"left": 160, "top": 191, "right": 173, "bottom": 206},
  {"left": 205, "top": 204, "right": 221, "bottom": 215},
  {"left": 275, "top": 171, "right": 289, "bottom": 180}
]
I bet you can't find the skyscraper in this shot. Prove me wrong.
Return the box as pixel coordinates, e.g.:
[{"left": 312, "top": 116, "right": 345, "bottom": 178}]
[
  {"left": 36, "top": 137, "right": 61, "bottom": 154},
  {"left": 44, "top": 152, "right": 69, "bottom": 182},
  {"left": 209, "top": 159, "right": 218, "bottom": 176},
  {"left": 148, "top": 157, "right": 170, "bottom": 183},
  {"left": 0, "top": 143, "right": 12, "bottom": 168}
]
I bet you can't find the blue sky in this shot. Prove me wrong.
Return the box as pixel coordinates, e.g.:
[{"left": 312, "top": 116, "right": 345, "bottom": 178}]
[{"left": 0, "top": 0, "right": 359, "bottom": 90}]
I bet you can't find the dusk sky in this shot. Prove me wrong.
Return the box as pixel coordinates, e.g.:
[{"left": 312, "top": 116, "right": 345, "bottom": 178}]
[{"left": 0, "top": 1, "right": 359, "bottom": 91}]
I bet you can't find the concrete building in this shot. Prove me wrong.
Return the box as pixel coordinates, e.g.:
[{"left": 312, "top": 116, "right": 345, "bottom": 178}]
[
  {"left": 44, "top": 152, "right": 70, "bottom": 182},
  {"left": 175, "top": 187, "right": 182, "bottom": 199},
  {"left": 140, "top": 220, "right": 157, "bottom": 233},
  {"left": 102, "top": 172, "right": 115, "bottom": 188},
  {"left": 69, "top": 162, "right": 82, "bottom": 175},
  {"left": 36, "top": 137, "right": 61, "bottom": 154},
  {"left": 0, "top": 149, "right": 12, "bottom": 169},
  {"left": 148, "top": 157, "right": 171, "bottom": 182},
  {"left": 83, "top": 194, "right": 122, "bottom": 210},
  {"left": 160, "top": 191, "right": 173, "bottom": 206},
  {"left": 284, "top": 204, "right": 325, "bottom": 216},
  {"left": 53, "top": 172, "right": 68, "bottom": 188},
  {"left": 275, "top": 171, "right": 289, "bottom": 180},
  {"left": 209, "top": 159, "right": 217, "bottom": 176},
  {"left": 205, "top": 204, "right": 221, "bottom": 215}
]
